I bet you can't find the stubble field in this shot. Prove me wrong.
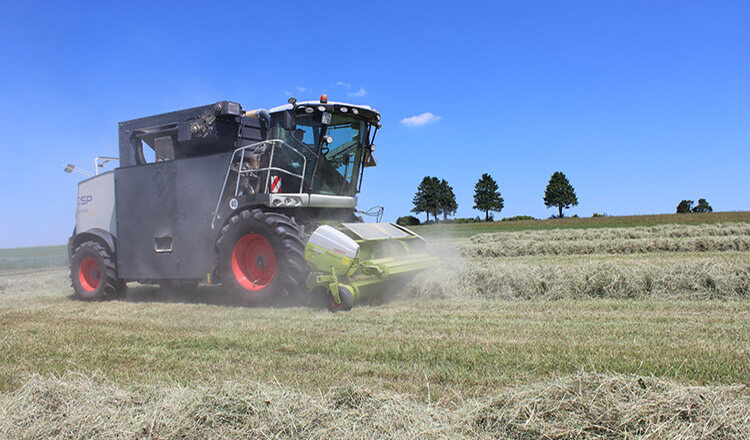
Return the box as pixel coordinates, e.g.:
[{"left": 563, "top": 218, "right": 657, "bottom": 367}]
[{"left": 0, "top": 213, "right": 748, "bottom": 439}]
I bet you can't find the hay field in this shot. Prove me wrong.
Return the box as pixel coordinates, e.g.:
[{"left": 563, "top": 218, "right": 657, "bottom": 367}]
[
  {"left": 413, "top": 211, "right": 750, "bottom": 238},
  {"left": 0, "top": 217, "right": 748, "bottom": 439},
  {"left": 412, "top": 223, "right": 750, "bottom": 300}
]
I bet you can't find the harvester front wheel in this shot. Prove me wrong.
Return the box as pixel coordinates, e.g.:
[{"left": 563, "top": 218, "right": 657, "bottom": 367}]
[
  {"left": 328, "top": 285, "right": 354, "bottom": 312},
  {"left": 70, "top": 241, "right": 125, "bottom": 300},
  {"left": 217, "top": 209, "right": 308, "bottom": 306}
]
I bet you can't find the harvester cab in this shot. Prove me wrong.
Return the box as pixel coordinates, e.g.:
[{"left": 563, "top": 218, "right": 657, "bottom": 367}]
[{"left": 68, "top": 96, "right": 437, "bottom": 310}]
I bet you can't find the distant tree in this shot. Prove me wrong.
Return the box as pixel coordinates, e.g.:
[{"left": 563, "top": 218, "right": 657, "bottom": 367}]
[
  {"left": 411, "top": 176, "right": 441, "bottom": 222},
  {"left": 437, "top": 179, "right": 458, "bottom": 221},
  {"left": 396, "top": 215, "right": 421, "bottom": 226},
  {"left": 676, "top": 200, "right": 693, "bottom": 213},
  {"left": 692, "top": 198, "right": 713, "bottom": 213},
  {"left": 543, "top": 171, "right": 578, "bottom": 218},
  {"left": 501, "top": 215, "right": 536, "bottom": 222},
  {"left": 473, "top": 173, "right": 504, "bottom": 221}
]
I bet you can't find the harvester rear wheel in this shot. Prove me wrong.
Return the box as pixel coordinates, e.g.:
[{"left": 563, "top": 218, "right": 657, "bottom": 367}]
[
  {"left": 217, "top": 209, "right": 308, "bottom": 306},
  {"left": 70, "top": 241, "right": 125, "bottom": 300}
]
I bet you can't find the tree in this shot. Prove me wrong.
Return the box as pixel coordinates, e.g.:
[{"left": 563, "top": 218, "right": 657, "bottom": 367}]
[
  {"left": 411, "top": 176, "right": 441, "bottom": 222},
  {"left": 396, "top": 215, "right": 420, "bottom": 226},
  {"left": 437, "top": 179, "right": 458, "bottom": 221},
  {"left": 676, "top": 200, "right": 693, "bottom": 213},
  {"left": 543, "top": 171, "right": 578, "bottom": 218},
  {"left": 692, "top": 198, "right": 713, "bottom": 213},
  {"left": 473, "top": 173, "right": 504, "bottom": 221}
]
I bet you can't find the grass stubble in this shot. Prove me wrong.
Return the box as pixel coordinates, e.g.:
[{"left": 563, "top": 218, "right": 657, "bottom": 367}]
[{"left": 0, "top": 219, "right": 748, "bottom": 439}]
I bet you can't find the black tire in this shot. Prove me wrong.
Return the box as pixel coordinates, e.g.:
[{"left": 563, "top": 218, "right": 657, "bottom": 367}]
[
  {"left": 328, "top": 285, "right": 354, "bottom": 312},
  {"left": 70, "top": 241, "right": 125, "bottom": 300},
  {"left": 216, "top": 209, "right": 308, "bottom": 306}
]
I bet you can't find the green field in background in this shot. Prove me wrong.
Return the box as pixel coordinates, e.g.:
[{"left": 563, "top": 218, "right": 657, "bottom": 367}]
[{"left": 412, "top": 211, "right": 750, "bottom": 238}]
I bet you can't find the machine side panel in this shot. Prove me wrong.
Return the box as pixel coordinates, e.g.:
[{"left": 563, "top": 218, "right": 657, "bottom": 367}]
[
  {"left": 118, "top": 102, "right": 263, "bottom": 167},
  {"left": 115, "top": 162, "right": 180, "bottom": 279},
  {"left": 76, "top": 172, "right": 117, "bottom": 238},
  {"left": 173, "top": 152, "right": 233, "bottom": 278}
]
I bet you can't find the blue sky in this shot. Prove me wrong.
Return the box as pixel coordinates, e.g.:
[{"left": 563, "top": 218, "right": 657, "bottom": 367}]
[{"left": 1, "top": 1, "right": 748, "bottom": 247}]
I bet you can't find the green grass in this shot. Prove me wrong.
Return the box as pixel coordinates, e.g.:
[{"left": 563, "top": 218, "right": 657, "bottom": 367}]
[
  {"left": 1, "top": 220, "right": 748, "bottom": 438},
  {"left": 412, "top": 211, "right": 750, "bottom": 238},
  {"left": 0, "top": 277, "right": 747, "bottom": 401},
  {"left": 0, "top": 245, "right": 67, "bottom": 272}
]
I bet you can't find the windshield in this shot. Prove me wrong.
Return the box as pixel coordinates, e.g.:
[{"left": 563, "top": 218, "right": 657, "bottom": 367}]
[{"left": 274, "top": 113, "right": 370, "bottom": 196}]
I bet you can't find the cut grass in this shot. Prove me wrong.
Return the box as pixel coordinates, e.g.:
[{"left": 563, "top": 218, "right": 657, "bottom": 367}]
[
  {"left": 411, "top": 255, "right": 750, "bottom": 300},
  {"left": 0, "top": 280, "right": 747, "bottom": 399},
  {"left": 413, "top": 211, "right": 750, "bottom": 238},
  {"left": 464, "top": 223, "right": 750, "bottom": 257},
  {"left": 1, "top": 219, "right": 748, "bottom": 438},
  {"left": 1, "top": 371, "right": 747, "bottom": 439}
]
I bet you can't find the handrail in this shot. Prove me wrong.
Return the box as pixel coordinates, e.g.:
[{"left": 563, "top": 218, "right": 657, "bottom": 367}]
[{"left": 212, "top": 139, "right": 307, "bottom": 230}]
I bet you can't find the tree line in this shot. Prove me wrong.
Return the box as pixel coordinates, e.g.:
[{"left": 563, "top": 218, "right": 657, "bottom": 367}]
[
  {"left": 408, "top": 171, "right": 579, "bottom": 223},
  {"left": 406, "top": 171, "right": 715, "bottom": 224},
  {"left": 676, "top": 199, "right": 712, "bottom": 213}
]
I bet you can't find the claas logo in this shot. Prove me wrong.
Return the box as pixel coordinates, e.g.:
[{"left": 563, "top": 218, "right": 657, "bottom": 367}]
[{"left": 79, "top": 195, "right": 93, "bottom": 205}]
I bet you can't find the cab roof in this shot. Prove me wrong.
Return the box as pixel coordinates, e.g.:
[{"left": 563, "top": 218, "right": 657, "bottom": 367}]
[{"left": 269, "top": 101, "right": 381, "bottom": 123}]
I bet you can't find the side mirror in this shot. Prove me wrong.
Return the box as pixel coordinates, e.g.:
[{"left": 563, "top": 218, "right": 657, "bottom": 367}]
[{"left": 279, "top": 110, "right": 296, "bottom": 130}]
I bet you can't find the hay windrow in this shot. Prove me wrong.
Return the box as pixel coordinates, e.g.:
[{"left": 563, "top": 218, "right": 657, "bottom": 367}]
[
  {"left": 465, "top": 223, "right": 750, "bottom": 257},
  {"left": 411, "top": 223, "right": 750, "bottom": 300},
  {"left": 0, "top": 372, "right": 746, "bottom": 439},
  {"left": 473, "top": 372, "right": 749, "bottom": 440},
  {"left": 410, "top": 257, "right": 749, "bottom": 300}
]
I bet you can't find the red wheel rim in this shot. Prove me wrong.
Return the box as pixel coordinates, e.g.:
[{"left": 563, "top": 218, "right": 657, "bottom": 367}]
[
  {"left": 331, "top": 295, "right": 343, "bottom": 309},
  {"left": 231, "top": 234, "right": 276, "bottom": 291},
  {"left": 78, "top": 257, "right": 101, "bottom": 292}
]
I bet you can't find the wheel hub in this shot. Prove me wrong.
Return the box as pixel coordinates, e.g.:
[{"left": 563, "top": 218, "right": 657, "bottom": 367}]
[
  {"left": 78, "top": 257, "right": 101, "bottom": 291},
  {"left": 231, "top": 234, "right": 276, "bottom": 291}
]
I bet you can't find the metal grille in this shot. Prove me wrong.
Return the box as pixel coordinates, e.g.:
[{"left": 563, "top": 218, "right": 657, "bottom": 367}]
[{"left": 340, "top": 223, "right": 413, "bottom": 240}]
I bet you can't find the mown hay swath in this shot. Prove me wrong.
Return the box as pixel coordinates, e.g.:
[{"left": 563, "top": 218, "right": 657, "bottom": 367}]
[
  {"left": 410, "top": 258, "right": 749, "bottom": 300},
  {"left": 465, "top": 223, "right": 750, "bottom": 257},
  {"left": 0, "top": 372, "right": 746, "bottom": 439}
]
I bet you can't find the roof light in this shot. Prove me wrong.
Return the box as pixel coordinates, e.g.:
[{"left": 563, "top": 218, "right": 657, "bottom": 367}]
[
  {"left": 340, "top": 106, "right": 348, "bottom": 113},
  {"left": 318, "top": 105, "right": 326, "bottom": 112},
  {"left": 351, "top": 108, "right": 359, "bottom": 115},
  {"left": 320, "top": 94, "right": 328, "bottom": 103},
  {"left": 305, "top": 107, "right": 314, "bottom": 113}
]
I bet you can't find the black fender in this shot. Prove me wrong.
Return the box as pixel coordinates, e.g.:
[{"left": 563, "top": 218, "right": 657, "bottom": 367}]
[{"left": 71, "top": 228, "right": 117, "bottom": 257}]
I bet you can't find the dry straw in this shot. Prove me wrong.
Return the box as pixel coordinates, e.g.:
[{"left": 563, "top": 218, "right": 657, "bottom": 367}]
[
  {"left": 410, "top": 258, "right": 749, "bottom": 300},
  {"left": 0, "top": 372, "right": 746, "bottom": 439},
  {"left": 465, "top": 223, "right": 750, "bottom": 257},
  {"left": 408, "top": 223, "right": 750, "bottom": 300}
]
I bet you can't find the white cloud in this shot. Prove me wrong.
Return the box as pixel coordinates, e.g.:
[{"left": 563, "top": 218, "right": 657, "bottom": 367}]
[
  {"left": 296, "top": 86, "right": 306, "bottom": 92},
  {"left": 400, "top": 112, "right": 441, "bottom": 127},
  {"left": 347, "top": 87, "right": 367, "bottom": 97},
  {"left": 336, "top": 81, "right": 352, "bottom": 88}
]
